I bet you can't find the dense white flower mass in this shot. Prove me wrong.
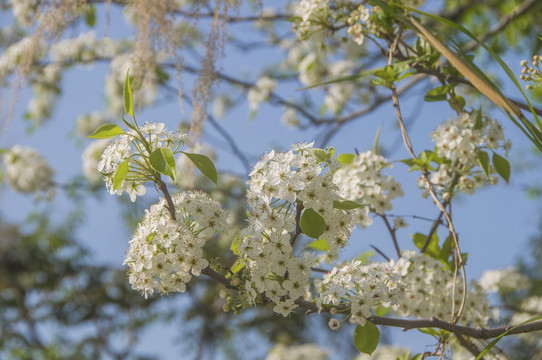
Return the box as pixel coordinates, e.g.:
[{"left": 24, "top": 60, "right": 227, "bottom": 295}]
[
  {"left": 124, "top": 191, "right": 230, "bottom": 298},
  {"left": 265, "top": 343, "right": 330, "bottom": 360},
  {"left": 236, "top": 142, "right": 360, "bottom": 316},
  {"left": 317, "top": 261, "right": 406, "bottom": 326},
  {"left": 3, "top": 145, "right": 55, "bottom": 197},
  {"left": 333, "top": 150, "right": 403, "bottom": 216},
  {"left": 479, "top": 266, "right": 531, "bottom": 294},
  {"left": 393, "top": 251, "right": 491, "bottom": 327},
  {"left": 292, "top": 0, "right": 330, "bottom": 39},
  {"left": 247, "top": 76, "right": 277, "bottom": 112},
  {"left": 82, "top": 140, "right": 109, "bottom": 184},
  {"left": 323, "top": 61, "right": 354, "bottom": 114},
  {"left": 97, "top": 122, "right": 193, "bottom": 202},
  {"left": 426, "top": 111, "right": 509, "bottom": 195}
]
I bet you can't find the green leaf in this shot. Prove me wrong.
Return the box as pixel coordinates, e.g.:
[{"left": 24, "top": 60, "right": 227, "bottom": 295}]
[
  {"left": 150, "top": 148, "right": 177, "bottom": 182},
  {"left": 230, "top": 237, "right": 241, "bottom": 255},
  {"left": 476, "top": 315, "right": 542, "bottom": 360},
  {"left": 477, "top": 151, "right": 490, "bottom": 178},
  {"left": 113, "top": 160, "right": 129, "bottom": 191},
  {"left": 492, "top": 153, "right": 510, "bottom": 183},
  {"left": 307, "top": 238, "right": 330, "bottom": 251},
  {"left": 439, "top": 235, "right": 453, "bottom": 267},
  {"left": 182, "top": 152, "right": 218, "bottom": 184},
  {"left": 84, "top": 5, "right": 96, "bottom": 27},
  {"left": 413, "top": 232, "right": 440, "bottom": 260},
  {"left": 355, "top": 250, "right": 374, "bottom": 264},
  {"left": 424, "top": 86, "right": 448, "bottom": 101},
  {"left": 337, "top": 153, "right": 356, "bottom": 165},
  {"left": 373, "top": 305, "right": 390, "bottom": 317},
  {"left": 417, "top": 327, "right": 440, "bottom": 338},
  {"left": 453, "top": 95, "right": 466, "bottom": 109},
  {"left": 312, "top": 148, "right": 330, "bottom": 163},
  {"left": 353, "top": 322, "right": 380, "bottom": 355},
  {"left": 124, "top": 69, "right": 134, "bottom": 117},
  {"left": 300, "top": 208, "right": 326, "bottom": 239},
  {"left": 333, "top": 200, "right": 363, "bottom": 210},
  {"left": 373, "top": 124, "right": 383, "bottom": 154},
  {"left": 88, "top": 123, "right": 125, "bottom": 139},
  {"left": 474, "top": 109, "right": 483, "bottom": 130},
  {"left": 229, "top": 259, "right": 246, "bottom": 275}
]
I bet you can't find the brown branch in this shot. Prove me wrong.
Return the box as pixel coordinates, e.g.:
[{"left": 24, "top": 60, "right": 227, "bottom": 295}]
[
  {"left": 201, "top": 267, "right": 238, "bottom": 290},
  {"left": 156, "top": 178, "right": 176, "bottom": 221},
  {"left": 455, "top": 334, "right": 482, "bottom": 358},
  {"left": 462, "top": 0, "right": 539, "bottom": 53},
  {"left": 380, "top": 215, "right": 401, "bottom": 259},
  {"left": 294, "top": 298, "right": 542, "bottom": 340}
]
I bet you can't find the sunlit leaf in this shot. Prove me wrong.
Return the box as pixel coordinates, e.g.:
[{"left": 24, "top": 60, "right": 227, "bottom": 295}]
[
  {"left": 182, "top": 152, "right": 218, "bottom": 184},
  {"left": 353, "top": 321, "right": 380, "bottom": 355},
  {"left": 300, "top": 208, "right": 326, "bottom": 239},
  {"left": 88, "top": 123, "right": 124, "bottom": 139}
]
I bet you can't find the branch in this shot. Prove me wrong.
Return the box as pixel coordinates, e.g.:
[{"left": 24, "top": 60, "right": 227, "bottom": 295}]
[
  {"left": 294, "top": 298, "right": 542, "bottom": 340},
  {"left": 462, "top": 0, "right": 539, "bottom": 53}
]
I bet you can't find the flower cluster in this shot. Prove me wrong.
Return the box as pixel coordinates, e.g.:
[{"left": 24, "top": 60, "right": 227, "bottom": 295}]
[
  {"left": 520, "top": 55, "right": 542, "bottom": 90},
  {"left": 323, "top": 60, "right": 354, "bottom": 114},
  {"left": 97, "top": 122, "right": 192, "bottom": 202},
  {"left": 427, "top": 111, "right": 509, "bottom": 195},
  {"left": 510, "top": 295, "right": 542, "bottom": 348},
  {"left": 318, "top": 261, "right": 406, "bottom": 326},
  {"left": 479, "top": 266, "right": 531, "bottom": 295},
  {"left": 124, "top": 191, "right": 230, "bottom": 298},
  {"left": 346, "top": 5, "right": 370, "bottom": 45},
  {"left": 237, "top": 142, "right": 362, "bottom": 316},
  {"left": 50, "top": 31, "right": 98, "bottom": 63},
  {"left": 333, "top": 150, "right": 403, "bottom": 216},
  {"left": 292, "top": 0, "right": 330, "bottom": 40},
  {"left": 265, "top": 343, "right": 330, "bottom": 360},
  {"left": 247, "top": 76, "right": 277, "bottom": 112},
  {"left": 3, "top": 145, "right": 55, "bottom": 198},
  {"left": 82, "top": 140, "right": 109, "bottom": 184},
  {"left": 393, "top": 252, "right": 491, "bottom": 327}
]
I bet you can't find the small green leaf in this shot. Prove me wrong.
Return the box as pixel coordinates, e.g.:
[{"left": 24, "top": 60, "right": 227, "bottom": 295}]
[
  {"left": 229, "top": 259, "right": 246, "bottom": 275},
  {"left": 424, "top": 86, "right": 448, "bottom": 102},
  {"left": 88, "top": 123, "right": 125, "bottom": 139},
  {"left": 333, "top": 200, "right": 363, "bottom": 210},
  {"left": 84, "top": 5, "right": 96, "bottom": 27},
  {"left": 355, "top": 250, "right": 374, "bottom": 264},
  {"left": 492, "top": 152, "right": 510, "bottom": 183},
  {"left": 413, "top": 232, "right": 440, "bottom": 260},
  {"left": 230, "top": 237, "right": 241, "bottom": 255},
  {"left": 477, "top": 151, "right": 490, "bottom": 178},
  {"left": 353, "top": 322, "right": 380, "bottom": 355},
  {"left": 113, "top": 160, "right": 129, "bottom": 191},
  {"left": 124, "top": 69, "right": 134, "bottom": 117},
  {"left": 312, "top": 148, "right": 330, "bottom": 163},
  {"left": 337, "top": 153, "right": 356, "bottom": 165},
  {"left": 150, "top": 148, "right": 177, "bottom": 181},
  {"left": 300, "top": 208, "right": 326, "bottom": 239},
  {"left": 307, "top": 238, "right": 330, "bottom": 251},
  {"left": 453, "top": 95, "right": 466, "bottom": 109},
  {"left": 417, "top": 327, "right": 440, "bottom": 338},
  {"left": 373, "top": 124, "right": 383, "bottom": 154},
  {"left": 474, "top": 109, "right": 483, "bottom": 130},
  {"left": 410, "top": 354, "right": 423, "bottom": 360},
  {"left": 182, "top": 152, "right": 218, "bottom": 184}
]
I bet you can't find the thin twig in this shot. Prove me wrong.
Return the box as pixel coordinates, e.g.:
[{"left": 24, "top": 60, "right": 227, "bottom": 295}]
[{"left": 380, "top": 215, "right": 401, "bottom": 259}]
